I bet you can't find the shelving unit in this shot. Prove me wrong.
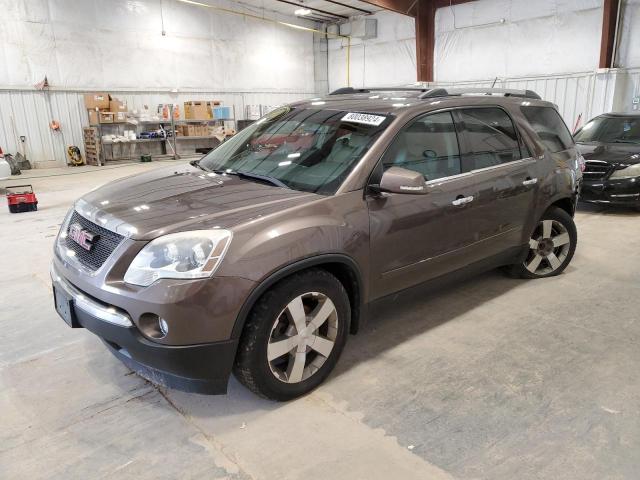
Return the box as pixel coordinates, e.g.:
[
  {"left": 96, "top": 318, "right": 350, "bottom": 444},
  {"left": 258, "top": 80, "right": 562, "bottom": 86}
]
[
  {"left": 90, "top": 104, "right": 236, "bottom": 164},
  {"left": 95, "top": 122, "right": 174, "bottom": 164},
  {"left": 173, "top": 107, "right": 236, "bottom": 158},
  {"left": 82, "top": 127, "right": 101, "bottom": 166}
]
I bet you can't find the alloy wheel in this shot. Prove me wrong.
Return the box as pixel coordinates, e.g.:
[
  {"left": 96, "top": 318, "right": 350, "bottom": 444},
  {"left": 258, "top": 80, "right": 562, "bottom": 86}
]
[
  {"left": 524, "top": 219, "right": 572, "bottom": 275},
  {"left": 267, "top": 292, "right": 339, "bottom": 383}
]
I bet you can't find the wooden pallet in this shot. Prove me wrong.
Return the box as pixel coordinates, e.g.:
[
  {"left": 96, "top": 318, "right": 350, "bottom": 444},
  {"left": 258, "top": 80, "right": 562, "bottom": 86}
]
[{"left": 82, "top": 127, "right": 101, "bottom": 165}]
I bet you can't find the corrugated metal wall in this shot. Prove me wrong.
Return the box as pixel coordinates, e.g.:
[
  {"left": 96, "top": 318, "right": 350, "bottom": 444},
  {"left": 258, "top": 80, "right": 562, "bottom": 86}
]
[
  {"left": 3, "top": 69, "right": 638, "bottom": 168},
  {"left": 435, "top": 71, "right": 624, "bottom": 131},
  {"left": 0, "top": 89, "right": 315, "bottom": 167}
]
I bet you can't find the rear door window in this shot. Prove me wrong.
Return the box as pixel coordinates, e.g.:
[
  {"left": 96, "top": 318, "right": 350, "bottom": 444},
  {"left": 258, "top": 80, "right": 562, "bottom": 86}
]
[
  {"left": 456, "top": 108, "right": 523, "bottom": 172},
  {"left": 521, "top": 106, "right": 574, "bottom": 152}
]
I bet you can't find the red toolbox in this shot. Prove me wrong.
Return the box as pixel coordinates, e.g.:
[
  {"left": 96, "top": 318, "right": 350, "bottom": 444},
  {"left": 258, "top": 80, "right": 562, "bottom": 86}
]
[{"left": 6, "top": 185, "right": 38, "bottom": 213}]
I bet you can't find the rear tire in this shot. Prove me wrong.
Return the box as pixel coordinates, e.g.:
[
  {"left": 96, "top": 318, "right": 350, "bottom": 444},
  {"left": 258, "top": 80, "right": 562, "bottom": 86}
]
[
  {"left": 509, "top": 206, "right": 577, "bottom": 279},
  {"left": 234, "top": 269, "right": 350, "bottom": 401}
]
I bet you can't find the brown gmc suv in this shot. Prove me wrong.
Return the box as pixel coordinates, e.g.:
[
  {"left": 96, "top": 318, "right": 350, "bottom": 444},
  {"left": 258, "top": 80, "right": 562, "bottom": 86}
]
[{"left": 52, "top": 87, "right": 582, "bottom": 400}]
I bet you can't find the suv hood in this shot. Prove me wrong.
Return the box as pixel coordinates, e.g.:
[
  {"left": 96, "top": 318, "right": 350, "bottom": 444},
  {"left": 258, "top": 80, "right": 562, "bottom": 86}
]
[
  {"left": 76, "top": 164, "right": 319, "bottom": 240},
  {"left": 577, "top": 142, "right": 640, "bottom": 166}
]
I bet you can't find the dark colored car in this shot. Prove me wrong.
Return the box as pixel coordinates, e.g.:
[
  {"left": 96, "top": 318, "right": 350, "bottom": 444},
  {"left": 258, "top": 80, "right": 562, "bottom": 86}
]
[
  {"left": 575, "top": 113, "right": 640, "bottom": 209},
  {"left": 51, "top": 88, "right": 581, "bottom": 400}
]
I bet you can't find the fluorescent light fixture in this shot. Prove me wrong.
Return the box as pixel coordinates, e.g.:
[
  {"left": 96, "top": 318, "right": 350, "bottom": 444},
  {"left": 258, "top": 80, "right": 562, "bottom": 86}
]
[
  {"left": 287, "top": 153, "right": 301, "bottom": 158},
  {"left": 295, "top": 8, "right": 312, "bottom": 16},
  {"left": 311, "top": 101, "right": 326, "bottom": 106},
  {"left": 278, "top": 160, "right": 292, "bottom": 167}
]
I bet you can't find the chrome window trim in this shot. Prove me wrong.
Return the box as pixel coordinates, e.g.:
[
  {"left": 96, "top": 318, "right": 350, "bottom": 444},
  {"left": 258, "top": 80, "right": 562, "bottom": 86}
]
[{"left": 425, "top": 157, "right": 536, "bottom": 187}]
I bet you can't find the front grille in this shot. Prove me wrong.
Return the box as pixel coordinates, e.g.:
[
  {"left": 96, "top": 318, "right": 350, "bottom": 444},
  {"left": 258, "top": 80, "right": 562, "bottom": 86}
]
[
  {"left": 63, "top": 211, "right": 124, "bottom": 271},
  {"left": 583, "top": 160, "right": 614, "bottom": 180}
]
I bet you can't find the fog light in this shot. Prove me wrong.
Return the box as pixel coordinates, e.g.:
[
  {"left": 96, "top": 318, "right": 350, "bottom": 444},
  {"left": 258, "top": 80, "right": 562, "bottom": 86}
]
[
  {"left": 159, "top": 318, "right": 169, "bottom": 336},
  {"left": 138, "top": 313, "right": 168, "bottom": 339}
]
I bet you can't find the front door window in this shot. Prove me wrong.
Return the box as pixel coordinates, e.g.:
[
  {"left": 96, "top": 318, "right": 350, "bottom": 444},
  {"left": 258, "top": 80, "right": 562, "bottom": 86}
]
[{"left": 381, "top": 111, "right": 461, "bottom": 182}]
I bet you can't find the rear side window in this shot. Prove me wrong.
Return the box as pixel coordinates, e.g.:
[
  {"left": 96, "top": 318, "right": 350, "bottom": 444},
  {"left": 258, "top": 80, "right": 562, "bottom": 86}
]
[
  {"left": 456, "top": 108, "right": 522, "bottom": 172},
  {"left": 521, "top": 106, "right": 574, "bottom": 153},
  {"left": 381, "top": 111, "right": 461, "bottom": 181}
]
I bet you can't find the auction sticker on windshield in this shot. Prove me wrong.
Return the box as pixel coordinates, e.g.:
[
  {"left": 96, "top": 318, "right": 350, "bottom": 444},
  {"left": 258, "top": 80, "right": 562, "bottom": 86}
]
[{"left": 341, "top": 112, "right": 386, "bottom": 126}]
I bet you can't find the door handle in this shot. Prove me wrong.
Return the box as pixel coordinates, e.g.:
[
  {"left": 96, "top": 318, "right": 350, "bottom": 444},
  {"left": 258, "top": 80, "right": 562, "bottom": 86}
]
[
  {"left": 522, "top": 178, "right": 538, "bottom": 186},
  {"left": 452, "top": 195, "right": 474, "bottom": 206}
]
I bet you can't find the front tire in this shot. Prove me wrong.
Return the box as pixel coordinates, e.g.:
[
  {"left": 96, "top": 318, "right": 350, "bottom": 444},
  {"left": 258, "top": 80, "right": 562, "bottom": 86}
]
[
  {"left": 509, "top": 206, "right": 577, "bottom": 279},
  {"left": 234, "top": 269, "right": 350, "bottom": 401}
]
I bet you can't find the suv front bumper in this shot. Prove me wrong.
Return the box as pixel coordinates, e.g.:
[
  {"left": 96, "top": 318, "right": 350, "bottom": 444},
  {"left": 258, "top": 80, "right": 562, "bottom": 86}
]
[{"left": 51, "top": 262, "right": 239, "bottom": 394}]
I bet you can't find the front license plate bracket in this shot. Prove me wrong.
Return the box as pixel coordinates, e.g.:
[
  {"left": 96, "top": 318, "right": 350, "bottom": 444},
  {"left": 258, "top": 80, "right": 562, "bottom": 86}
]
[{"left": 54, "top": 286, "right": 81, "bottom": 328}]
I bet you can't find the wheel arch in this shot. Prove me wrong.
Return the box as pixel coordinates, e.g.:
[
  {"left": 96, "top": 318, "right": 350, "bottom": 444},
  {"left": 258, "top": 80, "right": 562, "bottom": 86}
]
[
  {"left": 548, "top": 196, "right": 576, "bottom": 217},
  {"left": 230, "top": 254, "right": 365, "bottom": 340}
]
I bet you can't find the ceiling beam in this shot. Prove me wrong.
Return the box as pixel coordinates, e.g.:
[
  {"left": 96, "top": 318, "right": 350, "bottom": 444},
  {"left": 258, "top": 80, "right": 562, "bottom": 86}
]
[
  {"left": 322, "top": 0, "right": 373, "bottom": 15},
  {"left": 361, "top": 0, "right": 475, "bottom": 82},
  {"left": 273, "top": 0, "right": 349, "bottom": 19},
  {"left": 358, "top": 0, "right": 418, "bottom": 16},
  {"left": 416, "top": 0, "right": 474, "bottom": 81},
  {"left": 599, "top": 0, "right": 619, "bottom": 68},
  {"left": 415, "top": 0, "right": 434, "bottom": 82}
]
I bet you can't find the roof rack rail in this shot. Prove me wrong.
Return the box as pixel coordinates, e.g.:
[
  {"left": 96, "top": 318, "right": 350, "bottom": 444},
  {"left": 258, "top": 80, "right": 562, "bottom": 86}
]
[
  {"left": 419, "top": 88, "right": 541, "bottom": 100},
  {"left": 329, "top": 86, "right": 431, "bottom": 95}
]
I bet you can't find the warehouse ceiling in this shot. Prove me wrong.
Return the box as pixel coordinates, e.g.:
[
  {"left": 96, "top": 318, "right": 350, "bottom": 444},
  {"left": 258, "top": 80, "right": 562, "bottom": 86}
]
[{"left": 238, "top": 0, "right": 382, "bottom": 22}]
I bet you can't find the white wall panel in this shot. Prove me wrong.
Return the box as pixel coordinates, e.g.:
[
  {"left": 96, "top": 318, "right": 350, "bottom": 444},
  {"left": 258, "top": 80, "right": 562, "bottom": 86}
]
[
  {"left": 327, "top": 10, "right": 416, "bottom": 91},
  {"left": 0, "top": 0, "right": 317, "bottom": 92},
  {"left": 617, "top": 0, "right": 640, "bottom": 68},
  {"left": 435, "top": 0, "right": 602, "bottom": 82}
]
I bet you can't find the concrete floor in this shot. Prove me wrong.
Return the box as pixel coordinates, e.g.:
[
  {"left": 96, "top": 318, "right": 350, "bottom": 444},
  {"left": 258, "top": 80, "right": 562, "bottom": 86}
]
[{"left": 1, "top": 162, "right": 639, "bottom": 480}]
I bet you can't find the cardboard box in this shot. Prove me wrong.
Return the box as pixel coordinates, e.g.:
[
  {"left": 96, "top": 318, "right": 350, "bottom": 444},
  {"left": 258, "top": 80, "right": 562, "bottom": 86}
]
[
  {"left": 184, "top": 101, "right": 212, "bottom": 120},
  {"left": 114, "top": 111, "right": 127, "bottom": 123},
  {"left": 84, "top": 92, "right": 110, "bottom": 110},
  {"left": 88, "top": 109, "right": 99, "bottom": 125},
  {"left": 109, "top": 99, "right": 127, "bottom": 113},
  {"left": 99, "top": 112, "right": 114, "bottom": 124},
  {"left": 186, "top": 125, "right": 196, "bottom": 136}
]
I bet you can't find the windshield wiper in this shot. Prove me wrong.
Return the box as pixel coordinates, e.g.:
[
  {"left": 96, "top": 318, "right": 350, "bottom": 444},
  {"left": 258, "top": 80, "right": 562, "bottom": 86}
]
[
  {"left": 612, "top": 139, "right": 639, "bottom": 144},
  {"left": 189, "top": 159, "right": 208, "bottom": 171},
  {"left": 236, "top": 171, "right": 290, "bottom": 189},
  {"left": 212, "top": 169, "right": 289, "bottom": 189}
]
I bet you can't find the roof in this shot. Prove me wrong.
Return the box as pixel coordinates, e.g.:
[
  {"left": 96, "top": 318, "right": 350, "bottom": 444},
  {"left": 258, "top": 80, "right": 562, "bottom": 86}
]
[
  {"left": 290, "top": 87, "right": 554, "bottom": 115},
  {"left": 599, "top": 112, "right": 640, "bottom": 118}
]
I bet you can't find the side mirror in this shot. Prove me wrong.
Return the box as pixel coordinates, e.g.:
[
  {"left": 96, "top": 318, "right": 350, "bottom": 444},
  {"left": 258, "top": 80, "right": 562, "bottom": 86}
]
[{"left": 375, "top": 167, "right": 427, "bottom": 195}]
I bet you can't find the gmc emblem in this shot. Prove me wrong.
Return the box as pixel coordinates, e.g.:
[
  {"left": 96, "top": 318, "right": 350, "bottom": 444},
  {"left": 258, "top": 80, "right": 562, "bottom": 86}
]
[{"left": 68, "top": 223, "right": 99, "bottom": 251}]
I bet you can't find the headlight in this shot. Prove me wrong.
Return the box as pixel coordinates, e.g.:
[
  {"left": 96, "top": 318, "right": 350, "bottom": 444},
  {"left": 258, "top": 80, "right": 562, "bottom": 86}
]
[
  {"left": 124, "top": 230, "right": 232, "bottom": 286},
  {"left": 610, "top": 164, "right": 640, "bottom": 180}
]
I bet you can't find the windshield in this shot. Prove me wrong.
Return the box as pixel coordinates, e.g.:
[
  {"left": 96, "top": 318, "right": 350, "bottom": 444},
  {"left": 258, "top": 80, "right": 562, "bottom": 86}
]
[
  {"left": 574, "top": 116, "right": 640, "bottom": 144},
  {"left": 198, "top": 107, "right": 391, "bottom": 194}
]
